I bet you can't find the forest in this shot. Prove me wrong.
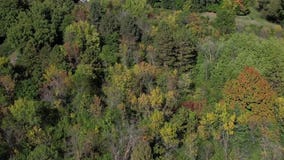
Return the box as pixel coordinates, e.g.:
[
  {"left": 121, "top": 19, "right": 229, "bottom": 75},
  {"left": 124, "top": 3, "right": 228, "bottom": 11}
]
[{"left": 1, "top": 0, "right": 284, "bottom": 159}]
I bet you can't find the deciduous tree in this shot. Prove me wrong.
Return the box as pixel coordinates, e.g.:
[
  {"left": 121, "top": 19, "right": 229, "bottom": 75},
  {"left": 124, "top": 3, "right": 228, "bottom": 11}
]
[{"left": 223, "top": 67, "right": 277, "bottom": 124}]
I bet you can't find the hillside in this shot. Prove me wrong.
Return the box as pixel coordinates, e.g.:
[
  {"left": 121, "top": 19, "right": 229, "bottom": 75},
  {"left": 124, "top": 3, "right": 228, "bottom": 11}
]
[{"left": 0, "top": 0, "right": 284, "bottom": 159}]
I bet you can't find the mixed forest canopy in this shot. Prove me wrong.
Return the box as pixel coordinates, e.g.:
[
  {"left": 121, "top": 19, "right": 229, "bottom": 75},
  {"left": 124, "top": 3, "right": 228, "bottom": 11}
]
[{"left": 1, "top": 0, "right": 284, "bottom": 159}]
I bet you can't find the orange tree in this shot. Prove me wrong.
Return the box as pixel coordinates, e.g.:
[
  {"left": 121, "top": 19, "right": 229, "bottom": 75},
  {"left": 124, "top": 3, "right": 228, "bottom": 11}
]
[{"left": 223, "top": 66, "right": 277, "bottom": 125}]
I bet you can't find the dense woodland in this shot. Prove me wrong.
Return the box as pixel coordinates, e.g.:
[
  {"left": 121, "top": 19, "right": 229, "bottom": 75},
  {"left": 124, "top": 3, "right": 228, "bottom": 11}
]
[{"left": 1, "top": 0, "right": 284, "bottom": 159}]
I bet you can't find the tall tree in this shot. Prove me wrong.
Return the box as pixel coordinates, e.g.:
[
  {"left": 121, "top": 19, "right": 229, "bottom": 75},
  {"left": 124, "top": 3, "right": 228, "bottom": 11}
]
[
  {"left": 123, "top": 0, "right": 148, "bottom": 17},
  {"left": 0, "top": 0, "right": 26, "bottom": 38},
  {"left": 7, "top": 0, "right": 74, "bottom": 50},
  {"left": 256, "top": 0, "right": 284, "bottom": 23},
  {"left": 64, "top": 21, "right": 100, "bottom": 68},
  {"left": 223, "top": 67, "right": 277, "bottom": 124},
  {"left": 154, "top": 23, "right": 197, "bottom": 72},
  {"left": 214, "top": 7, "right": 236, "bottom": 35}
]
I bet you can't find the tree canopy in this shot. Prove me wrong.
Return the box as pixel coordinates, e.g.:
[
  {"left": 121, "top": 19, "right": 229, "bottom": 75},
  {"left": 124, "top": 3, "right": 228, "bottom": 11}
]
[{"left": 0, "top": 0, "right": 284, "bottom": 159}]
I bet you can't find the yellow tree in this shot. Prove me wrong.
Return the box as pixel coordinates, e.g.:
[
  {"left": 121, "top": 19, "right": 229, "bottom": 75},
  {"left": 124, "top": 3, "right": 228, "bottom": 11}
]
[{"left": 198, "top": 103, "right": 236, "bottom": 160}]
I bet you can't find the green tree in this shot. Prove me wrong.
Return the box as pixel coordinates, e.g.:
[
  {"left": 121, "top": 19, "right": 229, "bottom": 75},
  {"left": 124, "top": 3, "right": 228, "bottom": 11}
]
[
  {"left": 191, "top": 0, "right": 222, "bottom": 11},
  {"left": 0, "top": 0, "right": 26, "bottom": 38},
  {"left": 99, "top": 11, "right": 120, "bottom": 39},
  {"left": 120, "top": 13, "right": 141, "bottom": 42},
  {"left": 214, "top": 8, "right": 236, "bottom": 34},
  {"left": 131, "top": 140, "right": 152, "bottom": 160},
  {"left": 256, "top": 0, "right": 284, "bottom": 23},
  {"left": 9, "top": 98, "right": 41, "bottom": 125},
  {"left": 90, "top": 0, "right": 105, "bottom": 26},
  {"left": 7, "top": 0, "right": 74, "bottom": 50},
  {"left": 27, "top": 144, "right": 58, "bottom": 160},
  {"left": 72, "top": 64, "right": 96, "bottom": 95},
  {"left": 0, "top": 57, "right": 14, "bottom": 107},
  {"left": 64, "top": 21, "right": 100, "bottom": 68},
  {"left": 148, "top": 0, "right": 189, "bottom": 10},
  {"left": 0, "top": 98, "right": 49, "bottom": 159},
  {"left": 118, "top": 12, "right": 142, "bottom": 66},
  {"left": 154, "top": 23, "right": 197, "bottom": 72},
  {"left": 123, "top": 0, "right": 148, "bottom": 17}
]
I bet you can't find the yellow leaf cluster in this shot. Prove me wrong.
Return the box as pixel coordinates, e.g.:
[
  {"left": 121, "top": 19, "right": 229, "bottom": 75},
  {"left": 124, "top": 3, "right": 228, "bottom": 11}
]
[
  {"left": 197, "top": 125, "right": 207, "bottom": 139},
  {"left": 149, "top": 110, "right": 164, "bottom": 132},
  {"left": 149, "top": 88, "right": 163, "bottom": 107},
  {"left": 27, "top": 126, "right": 47, "bottom": 145},
  {"left": 198, "top": 113, "right": 216, "bottom": 139},
  {"left": 165, "top": 90, "right": 177, "bottom": 107},
  {"left": 130, "top": 87, "right": 164, "bottom": 113},
  {"left": 198, "top": 103, "right": 236, "bottom": 139},
  {"left": 165, "top": 11, "right": 182, "bottom": 28},
  {"left": 0, "top": 57, "right": 8, "bottom": 66},
  {"left": 137, "top": 94, "right": 149, "bottom": 108},
  {"left": 132, "top": 62, "right": 161, "bottom": 77},
  {"left": 43, "top": 65, "right": 58, "bottom": 82},
  {"left": 223, "top": 114, "right": 236, "bottom": 135},
  {"left": 160, "top": 123, "right": 178, "bottom": 145}
]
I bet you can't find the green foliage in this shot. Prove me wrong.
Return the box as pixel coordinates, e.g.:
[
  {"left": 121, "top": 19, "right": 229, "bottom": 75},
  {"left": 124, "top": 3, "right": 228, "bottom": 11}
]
[
  {"left": 256, "top": 0, "right": 284, "bottom": 23},
  {"left": 175, "top": 133, "right": 198, "bottom": 160},
  {"left": 99, "top": 11, "right": 120, "bottom": 38},
  {"left": 0, "top": 57, "right": 14, "bottom": 104},
  {"left": 148, "top": 0, "right": 189, "bottom": 10},
  {"left": 191, "top": 0, "right": 222, "bottom": 11},
  {"left": 64, "top": 21, "right": 100, "bottom": 67},
  {"left": 1, "top": 1, "right": 284, "bottom": 159},
  {"left": 123, "top": 0, "right": 148, "bottom": 17},
  {"left": 64, "top": 21, "right": 99, "bottom": 53},
  {"left": 214, "top": 8, "right": 236, "bottom": 34},
  {"left": 100, "top": 44, "right": 119, "bottom": 66},
  {"left": 0, "top": 0, "right": 24, "bottom": 38},
  {"left": 131, "top": 141, "right": 152, "bottom": 160},
  {"left": 153, "top": 22, "right": 197, "bottom": 72},
  {"left": 27, "top": 144, "right": 58, "bottom": 160},
  {"left": 72, "top": 64, "right": 95, "bottom": 94},
  {"left": 15, "top": 78, "right": 40, "bottom": 99},
  {"left": 118, "top": 13, "right": 142, "bottom": 66},
  {"left": 7, "top": 0, "right": 74, "bottom": 50},
  {"left": 7, "top": 12, "right": 35, "bottom": 49},
  {"left": 120, "top": 13, "right": 141, "bottom": 42},
  {"left": 196, "top": 33, "right": 284, "bottom": 102},
  {"left": 99, "top": 32, "right": 119, "bottom": 67},
  {"left": 10, "top": 98, "right": 41, "bottom": 125},
  {"left": 90, "top": 0, "right": 105, "bottom": 26}
]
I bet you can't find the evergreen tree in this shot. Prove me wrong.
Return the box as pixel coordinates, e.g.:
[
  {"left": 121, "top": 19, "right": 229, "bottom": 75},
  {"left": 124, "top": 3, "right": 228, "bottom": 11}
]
[{"left": 154, "top": 23, "right": 197, "bottom": 72}]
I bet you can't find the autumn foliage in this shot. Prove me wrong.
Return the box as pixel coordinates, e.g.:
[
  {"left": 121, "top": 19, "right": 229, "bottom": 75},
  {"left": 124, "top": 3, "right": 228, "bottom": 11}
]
[
  {"left": 223, "top": 67, "right": 277, "bottom": 124},
  {"left": 181, "top": 100, "right": 204, "bottom": 113},
  {"left": 1, "top": 0, "right": 284, "bottom": 159}
]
